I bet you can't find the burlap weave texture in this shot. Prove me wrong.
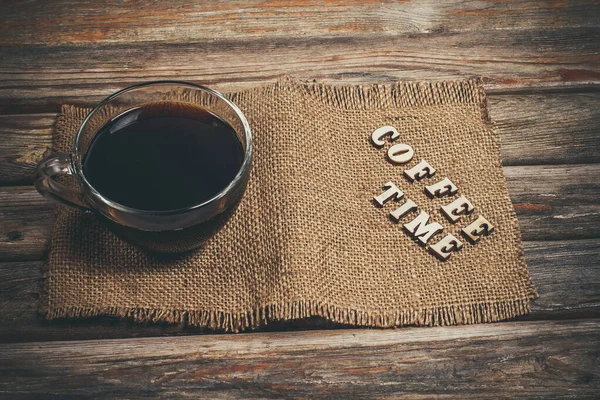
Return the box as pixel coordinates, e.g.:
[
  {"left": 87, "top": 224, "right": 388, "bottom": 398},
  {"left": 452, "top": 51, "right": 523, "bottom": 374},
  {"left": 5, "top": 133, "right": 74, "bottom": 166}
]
[{"left": 42, "top": 77, "right": 537, "bottom": 331}]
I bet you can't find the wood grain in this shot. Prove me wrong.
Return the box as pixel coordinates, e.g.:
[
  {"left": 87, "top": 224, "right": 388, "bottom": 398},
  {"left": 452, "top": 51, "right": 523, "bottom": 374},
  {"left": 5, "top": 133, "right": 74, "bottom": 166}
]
[
  {"left": 0, "top": 186, "right": 53, "bottom": 261},
  {"left": 0, "top": 319, "right": 598, "bottom": 398},
  {"left": 505, "top": 164, "right": 600, "bottom": 241},
  {"left": 1, "top": 164, "right": 598, "bottom": 261},
  {"left": 1, "top": 238, "right": 597, "bottom": 343},
  {"left": 0, "top": 113, "right": 55, "bottom": 185},
  {"left": 2, "top": 0, "right": 598, "bottom": 45},
  {"left": 491, "top": 93, "right": 600, "bottom": 166},
  {"left": 2, "top": 92, "right": 599, "bottom": 184},
  {"left": 521, "top": 239, "right": 600, "bottom": 316},
  {"left": 1, "top": 26, "right": 599, "bottom": 113}
]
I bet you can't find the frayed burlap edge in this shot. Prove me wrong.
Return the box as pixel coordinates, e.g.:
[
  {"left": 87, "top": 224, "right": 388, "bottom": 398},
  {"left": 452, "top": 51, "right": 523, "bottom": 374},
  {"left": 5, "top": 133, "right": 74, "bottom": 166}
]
[
  {"left": 40, "top": 76, "right": 537, "bottom": 331},
  {"left": 45, "top": 297, "right": 535, "bottom": 333}
]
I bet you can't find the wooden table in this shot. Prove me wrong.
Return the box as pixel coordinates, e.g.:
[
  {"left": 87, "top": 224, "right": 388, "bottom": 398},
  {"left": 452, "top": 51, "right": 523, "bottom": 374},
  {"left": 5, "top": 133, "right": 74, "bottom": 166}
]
[{"left": 1, "top": 1, "right": 599, "bottom": 398}]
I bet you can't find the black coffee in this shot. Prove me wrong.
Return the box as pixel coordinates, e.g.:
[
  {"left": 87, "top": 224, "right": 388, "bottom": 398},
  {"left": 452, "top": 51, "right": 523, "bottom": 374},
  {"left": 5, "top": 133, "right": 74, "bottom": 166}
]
[{"left": 83, "top": 102, "right": 244, "bottom": 211}]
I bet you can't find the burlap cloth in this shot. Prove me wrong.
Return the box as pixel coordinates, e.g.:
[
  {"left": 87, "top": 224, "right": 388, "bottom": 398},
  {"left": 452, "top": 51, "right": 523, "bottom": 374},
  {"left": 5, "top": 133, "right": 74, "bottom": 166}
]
[{"left": 42, "top": 76, "right": 537, "bottom": 331}]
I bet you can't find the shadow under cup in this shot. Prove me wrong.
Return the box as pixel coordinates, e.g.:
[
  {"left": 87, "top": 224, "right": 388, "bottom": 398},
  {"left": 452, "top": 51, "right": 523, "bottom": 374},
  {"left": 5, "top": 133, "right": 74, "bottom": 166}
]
[{"left": 34, "top": 81, "right": 252, "bottom": 253}]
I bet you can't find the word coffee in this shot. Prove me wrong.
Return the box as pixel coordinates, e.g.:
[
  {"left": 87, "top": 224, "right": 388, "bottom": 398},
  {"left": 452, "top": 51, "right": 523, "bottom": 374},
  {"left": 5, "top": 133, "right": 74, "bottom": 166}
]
[{"left": 371, "top": 126, "right": 494, "bottom": 260}]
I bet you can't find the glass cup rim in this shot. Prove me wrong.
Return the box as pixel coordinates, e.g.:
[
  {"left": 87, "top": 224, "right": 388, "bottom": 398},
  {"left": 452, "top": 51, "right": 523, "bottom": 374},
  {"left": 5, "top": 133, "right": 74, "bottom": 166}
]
[{"left": 72, "top": 80, "right": 252, "bottom": 217}]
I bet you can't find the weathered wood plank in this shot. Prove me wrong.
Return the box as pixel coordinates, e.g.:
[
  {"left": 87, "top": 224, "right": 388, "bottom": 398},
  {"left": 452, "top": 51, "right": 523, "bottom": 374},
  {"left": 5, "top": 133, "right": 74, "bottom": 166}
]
[
  {"left": 0, "top": 113, "right": 55, "bottom": 185},
  {"left": 1, "top": 0, "right": 598, "bottom": 45},
  {"left": 2, "top": 93, "right": 599, "bottom": 184},
  {"left": 0, "top": 186, "right": 54, "bottom": 261},
  {"left": 504, "top": 164, "right": 600, "bottom": 241},
  {"left": 0, "top": 319, "right": 598, "bottom": 398},
  {"left": 1, "top": 164, "right": 598, "bottom": 261},
  {"left": 1, "top": 238, "right": 597, "bottom": 343},
  {"left": 1, "top": 27, "right": 599, "bottom": 113},
  {"left": 491, "top": 93, "right": 600, "bottom": 166},
  {"left": 522, "top": 239, "right": 600, "bottom": 316}
]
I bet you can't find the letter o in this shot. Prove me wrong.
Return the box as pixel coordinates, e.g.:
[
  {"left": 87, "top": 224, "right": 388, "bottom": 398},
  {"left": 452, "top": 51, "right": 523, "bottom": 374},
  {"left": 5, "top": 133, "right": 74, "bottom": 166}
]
[{"left": 387, "top": 144, "right": 415, "bottom": 165}]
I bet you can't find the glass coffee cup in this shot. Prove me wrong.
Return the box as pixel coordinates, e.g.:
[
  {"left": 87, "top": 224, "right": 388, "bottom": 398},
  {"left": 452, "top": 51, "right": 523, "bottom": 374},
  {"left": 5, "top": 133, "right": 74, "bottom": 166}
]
[{"left": 34, "top": 81, "right": 252, "bottom": 253}]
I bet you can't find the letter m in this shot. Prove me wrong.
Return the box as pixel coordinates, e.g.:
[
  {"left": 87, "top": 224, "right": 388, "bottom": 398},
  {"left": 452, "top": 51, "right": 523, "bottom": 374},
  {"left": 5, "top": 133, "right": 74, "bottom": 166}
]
[{"left": 403, "top": 211, "right": 443, "bottom": 245}]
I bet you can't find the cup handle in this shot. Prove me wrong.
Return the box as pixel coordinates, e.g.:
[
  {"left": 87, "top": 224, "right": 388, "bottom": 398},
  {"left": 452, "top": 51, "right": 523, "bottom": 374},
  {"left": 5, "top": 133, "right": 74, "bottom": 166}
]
[{"left": 34, "top": 152, "right": 90, "bottom": 211}]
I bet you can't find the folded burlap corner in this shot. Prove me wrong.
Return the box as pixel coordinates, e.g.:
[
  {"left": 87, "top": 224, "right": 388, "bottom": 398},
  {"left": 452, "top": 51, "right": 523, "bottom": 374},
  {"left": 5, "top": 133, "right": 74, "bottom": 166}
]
[{"left": 41, "top": 76, "right": 537, "bottom": 331}]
